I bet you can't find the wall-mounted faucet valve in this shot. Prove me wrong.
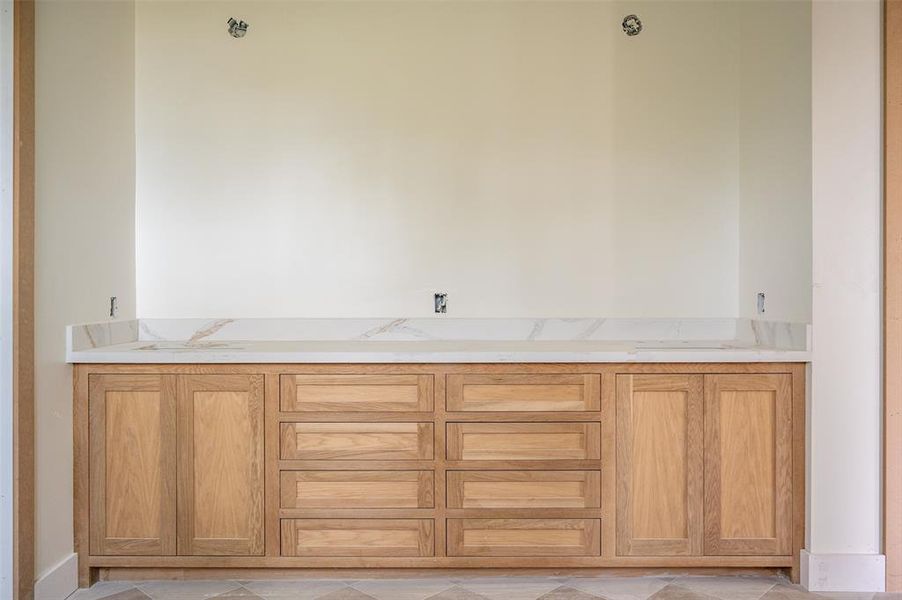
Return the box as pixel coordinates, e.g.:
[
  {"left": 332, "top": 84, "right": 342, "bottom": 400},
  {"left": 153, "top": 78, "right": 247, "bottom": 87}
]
[{"left": 227, "top": 17, "right": 249, "bottom": 38}]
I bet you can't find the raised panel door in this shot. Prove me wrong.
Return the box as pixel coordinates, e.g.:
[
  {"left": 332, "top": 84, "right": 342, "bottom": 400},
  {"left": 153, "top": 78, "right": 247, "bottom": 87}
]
[
  {"left": 177, "top": 374, "right": 264, "bottom": 556},
  {"left": 615, "top": 374, "right": 703, "bottom": 556},
  {"left": 89, "top": 374, "right": 176, "bottom": 556},
  {"left": 704, "top": 374, "right": 792, "bottom": 556}
]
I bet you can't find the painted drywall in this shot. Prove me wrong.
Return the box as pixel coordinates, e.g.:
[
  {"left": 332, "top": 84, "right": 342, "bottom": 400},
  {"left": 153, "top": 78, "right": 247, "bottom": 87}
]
[
  {"left": 134, "top": 0, "right": 807, "bottom": 319},
  {"left": 809, "top": 0, "right": 882, "bottom": 570},
  {"left": 34, "top": 0, "right": 136, "bottom": 586},
  {"left": 738, "top": 1, "right": 812, "bottom": 323}
]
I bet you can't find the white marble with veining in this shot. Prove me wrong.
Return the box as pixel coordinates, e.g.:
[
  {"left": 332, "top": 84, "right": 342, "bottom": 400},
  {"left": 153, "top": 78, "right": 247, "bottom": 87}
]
[
  {"left": 66, "top": 318, "right": 810, "bottom": 363},
  {"left": 131, "top": 317, "right": 746, "bottom": 344},
  {"left": 68, "top": 319, "right": 139, "bottom": 351}
]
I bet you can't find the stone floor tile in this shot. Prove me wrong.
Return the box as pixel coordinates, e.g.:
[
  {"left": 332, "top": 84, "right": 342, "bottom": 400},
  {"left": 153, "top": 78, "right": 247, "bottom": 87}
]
[
  {"left": 69, "top": 578, "right": 902, "bottom": 600},
  {"left": 137, "top": 580, "right": 244, "bottom": 600},
  {"left": 672, "top": 577, "right": 781, "bottom": 600},
  {"left": 95, "top": 589, "right": 153, "bottom": 600},
  {"left": 243, "top": 580, "right": 348, "bottom": 599},
  {"left": 455, "top": 578, "right": 564, "bottom": 600},
  {"left": 648, "top": 585, "right": 722, "bottom": 600},
  {"left": 213, "top": 587, "right": 265, "bottom": 599},
  {"left": 760, "top": 584, "right": 826, "bottom": 600},
  {"left": 423, "top": 586, "right": 491, "bottom": 600},
  {"left": 566, "top": 577, "right": 672, "bottom": 600},
  {"left": 68, "top": 582, "right": 144, "bottom": 600},
  {"left": 312, "top": 588, "right": 377, "bottom": 600},
  {"left": 451, "top": 578, "right": 568, "bottom": 585},
  {"left": 351, "top": 578, "right": 456, "bottom": 600},
  {"left": 536, "top": 585, "right": 605, "bottom": 599}
]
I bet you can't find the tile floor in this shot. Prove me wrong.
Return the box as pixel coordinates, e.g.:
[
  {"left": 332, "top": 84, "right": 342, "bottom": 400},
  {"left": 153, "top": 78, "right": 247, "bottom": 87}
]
[{"left": 66, "top": 576, "right": 902, "bottom": 600}]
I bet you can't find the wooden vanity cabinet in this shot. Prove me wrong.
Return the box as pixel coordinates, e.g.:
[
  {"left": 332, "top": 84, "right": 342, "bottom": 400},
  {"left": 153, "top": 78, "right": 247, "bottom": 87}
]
[
  {"left": 87, "top": 373, "right": 264, "bottom": 557},
  {"left": 614, "top": 373, "right": 793, "bottom": 558},
  {"left": 76, "top": 363, "right": 804, "bottom": 585}
]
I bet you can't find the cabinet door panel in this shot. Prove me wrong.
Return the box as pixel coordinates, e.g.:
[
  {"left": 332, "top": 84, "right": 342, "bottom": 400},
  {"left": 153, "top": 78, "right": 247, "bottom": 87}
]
[
  {"left": 704, "top": 374, "right": 792, "bottom": 556},
  {"left": 446, "top": 423, "right": 600, "bottom": 461},
  {"left": 616, "top": 375, "right": 703, "bottom": 556},
  {"left": 447, "top": 374, "right": 600, "bottom": 412},
  {"left": 177, "top": 375, "right": 264, "bottom": 556},
  {"left": 89, "top": 375, "right": 176, "bottom": 555}
]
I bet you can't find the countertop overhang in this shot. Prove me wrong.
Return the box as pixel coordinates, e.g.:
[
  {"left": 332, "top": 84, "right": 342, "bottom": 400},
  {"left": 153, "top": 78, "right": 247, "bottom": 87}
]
[{"left": 66, "top": 318, "right": 811, "bottom": 364}]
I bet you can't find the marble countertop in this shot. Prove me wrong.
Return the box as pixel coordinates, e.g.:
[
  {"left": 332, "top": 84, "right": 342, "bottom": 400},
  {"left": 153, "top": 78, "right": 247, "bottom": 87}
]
[{"left": 66, "top": 318, "right": 811, "bottom": 363}]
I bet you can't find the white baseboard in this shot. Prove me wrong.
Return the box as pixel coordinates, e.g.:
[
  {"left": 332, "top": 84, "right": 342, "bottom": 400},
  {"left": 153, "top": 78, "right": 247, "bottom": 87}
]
[
  {"left": 34, "top": 552, "right": 77, "bottom": 600},
  {"left": 801, "top": 550, "right": 885, "bottom": 592}
]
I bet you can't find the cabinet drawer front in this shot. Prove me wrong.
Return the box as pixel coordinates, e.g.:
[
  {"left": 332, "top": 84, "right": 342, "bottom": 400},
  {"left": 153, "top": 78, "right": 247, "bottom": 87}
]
[
  {"left": 447, "top": 471, "right": 600, "bottom": 509},
  {"left": 281, "top": 423, "right": 434, "bottom": 460},
  {"left": 447, "top": 519, "right": 600, "bottom": 557},
  {"left": 447, "top": 374, "right": 600, "bottom": 412},
  {"left": 281, "top": 471, "right": 434, "bottom": 508},
  {"left": 281, "top": 375, "right": 433, "bottom": 412},
  {"left": 281, "top": 519, "right": 434, "bottom": 557},
  {"left": 446, "top": 423, "right": 600, "bottom": 461}
]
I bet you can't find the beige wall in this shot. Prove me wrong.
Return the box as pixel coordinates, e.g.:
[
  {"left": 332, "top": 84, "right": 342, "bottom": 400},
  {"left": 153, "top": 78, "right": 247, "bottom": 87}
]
[
  {"left": 35, "top": 0, "right": 135, "bottom": 580},
  {"left": 809, "top": 0, "right": 882, "bottom": 558},
  {"left": 738, "top": 1, "right": 812, "bottom": 323},
  {"left": 135, "top": 0, "right": 795, "bottom": 319}
]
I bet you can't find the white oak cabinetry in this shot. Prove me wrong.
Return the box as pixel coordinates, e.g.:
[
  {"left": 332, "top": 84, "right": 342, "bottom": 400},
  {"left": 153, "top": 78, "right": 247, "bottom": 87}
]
[{"left": 74, "top": 363, "right": 805, "bottom": 587}]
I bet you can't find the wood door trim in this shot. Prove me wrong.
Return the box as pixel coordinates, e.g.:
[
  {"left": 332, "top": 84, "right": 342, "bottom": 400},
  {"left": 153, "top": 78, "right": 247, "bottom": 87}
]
[
  {"left": 12, "top": 0, "right": 35, "bottom": 597},
  {"left": 887, "top": 0, "right": 902, "bottom": 590}
]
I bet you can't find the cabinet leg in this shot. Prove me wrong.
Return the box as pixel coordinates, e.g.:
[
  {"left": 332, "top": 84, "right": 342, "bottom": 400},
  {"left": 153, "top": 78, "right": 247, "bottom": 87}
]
[
  {"left": 77, "top": 558, "right": 95, "bottom": 589},
  {"left": 789, "top": 562, "right": 801, "bottom": 585}
]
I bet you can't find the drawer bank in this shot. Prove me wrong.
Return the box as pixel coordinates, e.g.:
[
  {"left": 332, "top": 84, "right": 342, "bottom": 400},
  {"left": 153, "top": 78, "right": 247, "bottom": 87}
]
[{"left": 72, "top": 363, "right": 805, "bottom": 585}]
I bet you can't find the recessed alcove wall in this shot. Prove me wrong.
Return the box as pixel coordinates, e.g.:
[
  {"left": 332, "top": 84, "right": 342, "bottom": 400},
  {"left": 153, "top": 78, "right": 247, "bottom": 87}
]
[{"left": 134, "top": 0, "right": 811, "bottom": 322}]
